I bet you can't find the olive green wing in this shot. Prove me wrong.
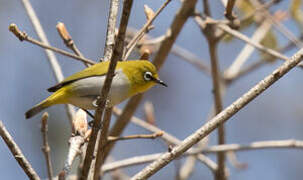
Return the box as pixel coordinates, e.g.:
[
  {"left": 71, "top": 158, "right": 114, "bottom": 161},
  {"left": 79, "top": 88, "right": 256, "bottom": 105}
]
[{"left": 48, "top": 61, "right": 110, "bottom": 92}]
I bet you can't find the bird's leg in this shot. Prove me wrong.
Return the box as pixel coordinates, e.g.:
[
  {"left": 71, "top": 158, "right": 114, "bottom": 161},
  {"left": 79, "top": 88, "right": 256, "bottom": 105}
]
[
  {"left": 105, "top": 99, "right": 111, "bottom": 108},
  {"left": 82, "top": 109, "right": 95, "bottom": 119},
  {"left": 81, "top": 109, "right": 95, "bottom": 127}
]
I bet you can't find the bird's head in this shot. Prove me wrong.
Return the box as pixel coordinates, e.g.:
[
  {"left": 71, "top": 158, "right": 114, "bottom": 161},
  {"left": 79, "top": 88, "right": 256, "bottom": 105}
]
[{"left": 121, "top": 60, "right": 167, "bottom": 95}]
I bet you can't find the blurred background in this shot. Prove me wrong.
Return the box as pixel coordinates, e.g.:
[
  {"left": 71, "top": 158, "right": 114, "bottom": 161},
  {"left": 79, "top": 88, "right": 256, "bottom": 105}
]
[{"left": 1, "top": 0, "right": 303, "bottom": 179}]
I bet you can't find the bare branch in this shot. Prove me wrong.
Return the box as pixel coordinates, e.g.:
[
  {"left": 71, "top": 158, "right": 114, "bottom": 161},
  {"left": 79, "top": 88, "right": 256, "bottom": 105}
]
[
  {"left": 224, "top": 18, "right": 273, "bottom": 80},
  {"left": 153, "top": 0, "right": 198, "bottom": 69},
  {"left": 102, "top": 139, "right": 303, "bottom": 174},
  {"left": 203, "top": 139, "right": 303, "bottom": 153},
  {"left": 240, "top": 0, "right": 278, "bottom": 22},
  {"left": 103, "top": 0, "right": 119, "bottom": 61},
  {"left": 199, "top": 12, "right": 227, "bottom": 177},
  {"left": 0, "top": 120, "right": 40, "bottom": 180},
  {"left": 105, "top": 0, "right": 202, "bottom": 161},
  {"left": 207, "top": 42, "right": 226, "bottom": 180},
  {"left": 123, "top": 0, "right": 172, "bottom": 60},
  {"left": 131, "top": 47, "right": 303, "bottom": 179},
  {"left": 9, "top": 24, "right": 96, "bottom": 66},
  {"left": 178, "top": 156, "right": 196, "bottom": 180},
  {"left": 40, "top": 113, "right": 53, "bottom": 180},
  {"left": 104, "top": 95, "right": 144, "bottom": 162},
  {"left": 94, "top": 108, "right": 113, "bottom": 180},
  {"left": 56, "top": 22, "right": 91, "bottom": 67},
  {"left": 80, "top": 0, "right": 134, "bottom": 179},
  {"left": 107, "top": 132, "right": 163, "bottom": 142}
]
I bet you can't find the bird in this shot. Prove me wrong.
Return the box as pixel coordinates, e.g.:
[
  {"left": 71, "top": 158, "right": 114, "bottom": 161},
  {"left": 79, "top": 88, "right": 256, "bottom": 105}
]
[{"left": 25, "top": 60, "right": 166, "bottom": 119}]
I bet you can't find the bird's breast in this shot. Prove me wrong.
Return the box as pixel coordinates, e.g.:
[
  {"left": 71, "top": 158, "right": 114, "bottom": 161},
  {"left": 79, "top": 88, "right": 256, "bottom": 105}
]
[{"left": 67, "top": 69, "right": 131, "bottom": 109}]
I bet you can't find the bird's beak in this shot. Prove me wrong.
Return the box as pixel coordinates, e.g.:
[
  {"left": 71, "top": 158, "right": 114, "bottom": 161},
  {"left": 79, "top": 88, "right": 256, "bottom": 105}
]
[{"left": 152, "top": 77, "right": 167, "bottom": 87}]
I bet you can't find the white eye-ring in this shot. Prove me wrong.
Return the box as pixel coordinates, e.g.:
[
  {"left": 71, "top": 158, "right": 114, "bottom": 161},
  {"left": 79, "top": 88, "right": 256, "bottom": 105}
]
[{"left": 144, "top": 71, "right": 152, "bottom": 81}]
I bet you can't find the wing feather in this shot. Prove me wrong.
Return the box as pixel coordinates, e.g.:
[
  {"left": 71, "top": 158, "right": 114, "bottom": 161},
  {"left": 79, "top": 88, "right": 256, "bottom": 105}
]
[{"left": 48, "top": 61, "right": 110, "bottom": 92}]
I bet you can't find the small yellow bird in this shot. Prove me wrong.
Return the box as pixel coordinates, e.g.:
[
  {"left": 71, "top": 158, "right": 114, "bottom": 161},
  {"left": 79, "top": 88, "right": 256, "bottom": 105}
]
[{"left": 25, "top": 60, "right": 166, "bottom": 119}]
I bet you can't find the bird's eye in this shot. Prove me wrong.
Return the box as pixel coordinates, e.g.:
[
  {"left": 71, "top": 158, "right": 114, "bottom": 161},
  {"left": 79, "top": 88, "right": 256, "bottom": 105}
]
[{"left": 144, "top": 71, "right": 152, "bottom": 81}]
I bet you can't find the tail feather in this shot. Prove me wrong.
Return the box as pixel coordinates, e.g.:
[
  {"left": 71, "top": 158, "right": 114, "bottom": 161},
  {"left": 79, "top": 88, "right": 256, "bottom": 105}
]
[
  {"left": 26, "top": 87, "right": 69, "bottom": 119},
  {"left": 25, "top": 101, "right": 48, "bottom": 119}
]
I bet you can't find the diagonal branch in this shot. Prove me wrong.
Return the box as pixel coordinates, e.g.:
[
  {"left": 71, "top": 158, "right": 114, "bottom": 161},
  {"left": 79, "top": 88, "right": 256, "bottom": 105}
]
[
  {"left": 131, "top": 47, "right": 303, "bottom": 179},
  {"left": 0, "top": 120, "right": 40, "bottom": 180},
  {"left": 21, "top": 0, "right": 77, "bottom": 131},
  {"left": 9, "top": 24, "right": 96, "bottom": 66}
]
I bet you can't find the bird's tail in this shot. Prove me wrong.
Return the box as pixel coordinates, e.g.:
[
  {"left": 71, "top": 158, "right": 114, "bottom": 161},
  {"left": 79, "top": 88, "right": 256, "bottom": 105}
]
[
  {"left": 25, "top": 87, "right": 69, "bottom": 119},
  {"left": 25, "top": 100, "right": 50, "bottom": 119}
]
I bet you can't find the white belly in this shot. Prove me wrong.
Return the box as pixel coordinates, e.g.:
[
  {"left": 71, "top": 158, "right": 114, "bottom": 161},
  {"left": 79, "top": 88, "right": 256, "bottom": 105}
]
[{"left": 67, "top": 70, "right": 131, "bottom": 109}]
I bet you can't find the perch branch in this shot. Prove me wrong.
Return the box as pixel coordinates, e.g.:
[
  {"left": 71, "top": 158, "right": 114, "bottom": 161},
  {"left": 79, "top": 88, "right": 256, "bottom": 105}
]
[{"left": 80, "top": 0, "right": 133, "bottom": 179}]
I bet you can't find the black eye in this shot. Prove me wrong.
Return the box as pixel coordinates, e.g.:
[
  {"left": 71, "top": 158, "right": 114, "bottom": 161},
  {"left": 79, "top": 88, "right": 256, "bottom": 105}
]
[{"left": 144, "top": 71, "right": 152, "bottom": 81}]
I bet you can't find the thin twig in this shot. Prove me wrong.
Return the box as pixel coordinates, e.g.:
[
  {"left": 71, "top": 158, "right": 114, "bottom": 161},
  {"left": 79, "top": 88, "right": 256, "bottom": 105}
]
[
  {"left": 226, "top": 34, "right": 303, "bottom": 82},
  {"left": 56, "top": 22, "right": 91, "bottom": 67},
  {"left": 108, "top": 132, "right": 163, "bottom": 142},
  {"left": 126, "top": 28, "right": 211, "bottom": 75},
  {"left": 131, "top": 47, "right": 303, "bottom": 179},
  {"left": 123, "top": 0, "right": 172, "bottom": 60},
  {"left": 178, "top": 156, "right": 196, "bottom": 180},
  {"left": 202, "top": 139, "right": 303, "bottom": 153},
  {"left": 80, "top": 0, "right": 134, "bottom": 179},
  {"left": 40, "top": 113, "right": 53, "bottom": 180},
  {"left": 101, "top": 139, "right": 303, "bottom": 174},
  {"left": 153, "top": 0, "right": 198, "bottom": 69},
  {"left": 112, "top": 107, "right": 219, "bottom": 172},
  {"left": 0, "top": 120, "right": 40, "bottom": 180},
  {"left": 9, "top": 24, "right": 96, "bottom": 66},
  {"left": 224, "top": 18, "right": 273, "bottom": 80},
  {"left": 195, "top": 16, "right": 299, "bottom": 68},
  {"left": 249, "top": 0, "right": 303, "bottom": 49},
  {"left": 21, "top": 0, "right": 77, "bottom": 132},
  {"left": 240, "top": 0, "right": 278, "bottom": 22},
  {"left": 104, "top": 95, "right": 144, "bottom": 164},
  {"left": 216, "top": 22, "right": 303, "bottom": 67},
  {"left": 171, "top": 45, "right": 210, "bottom": 75}
]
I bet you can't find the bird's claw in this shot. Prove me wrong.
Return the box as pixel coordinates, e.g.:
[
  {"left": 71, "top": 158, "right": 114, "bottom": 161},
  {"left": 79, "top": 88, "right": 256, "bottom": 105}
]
[{"left": 92, "top": 96, "right": 101, "bottom": 108}]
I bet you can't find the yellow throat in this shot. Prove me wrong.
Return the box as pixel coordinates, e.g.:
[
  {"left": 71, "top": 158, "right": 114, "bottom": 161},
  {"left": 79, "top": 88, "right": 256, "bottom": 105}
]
[{"left": 25, "top": 60, "right": 166, "bottom": 119}]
